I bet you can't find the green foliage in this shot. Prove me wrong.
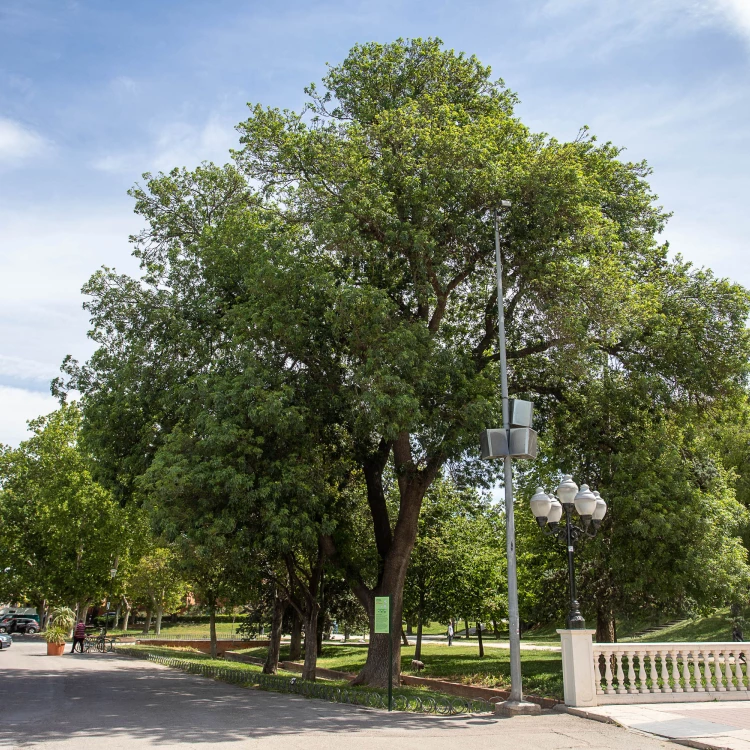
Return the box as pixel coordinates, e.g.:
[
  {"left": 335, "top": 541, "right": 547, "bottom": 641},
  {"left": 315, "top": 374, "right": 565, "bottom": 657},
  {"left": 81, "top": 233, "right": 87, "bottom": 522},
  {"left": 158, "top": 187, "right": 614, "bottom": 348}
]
[
  {"left": 404, "top": 480, "right": 506, "bottom": 629},
  {"left": 0, "top": 404, "right": 130, "bottom": 608},
  {"left": 43, "top": 626, "right": 68, "bottom": 645},
  {"left": 517, "top": 370, "right": 750, "bottom": 637},
  {"left": 129, "top": 546, "right": 187, "bottom": 617},
  {"left": 56, "top": 37, "right": 750, "bottom": 672},
  {"left": 49, "top": 607, "right": 76, "bottom": 631}
]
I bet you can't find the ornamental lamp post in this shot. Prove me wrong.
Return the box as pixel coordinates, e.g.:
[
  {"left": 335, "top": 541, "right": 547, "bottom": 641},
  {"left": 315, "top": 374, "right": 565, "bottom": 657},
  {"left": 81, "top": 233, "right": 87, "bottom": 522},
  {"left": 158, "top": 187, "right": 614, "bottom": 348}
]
[{"left": 530, "top": 476, "right": 607, "bottom": 629}]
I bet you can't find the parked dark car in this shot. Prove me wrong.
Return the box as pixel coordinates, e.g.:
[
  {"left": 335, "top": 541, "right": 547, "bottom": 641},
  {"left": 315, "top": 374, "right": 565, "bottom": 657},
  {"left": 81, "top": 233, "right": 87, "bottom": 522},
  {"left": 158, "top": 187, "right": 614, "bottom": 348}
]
[
  {"left": 0, "top": 616, "right": 39, "bottom": 634},
  {"left": 0, "top": 632, "right": 11, "bottom": 649}
]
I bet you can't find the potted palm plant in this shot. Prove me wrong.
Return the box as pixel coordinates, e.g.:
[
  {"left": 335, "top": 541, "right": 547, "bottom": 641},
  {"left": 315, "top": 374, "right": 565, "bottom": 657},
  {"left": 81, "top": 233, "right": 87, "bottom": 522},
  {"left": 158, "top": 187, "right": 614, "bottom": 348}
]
[
  {"left": 44, "top": 625, "right": 67, "bottom": 656},
  {"left": 45, "top": 607, "right": 76, "bottom": 656}
]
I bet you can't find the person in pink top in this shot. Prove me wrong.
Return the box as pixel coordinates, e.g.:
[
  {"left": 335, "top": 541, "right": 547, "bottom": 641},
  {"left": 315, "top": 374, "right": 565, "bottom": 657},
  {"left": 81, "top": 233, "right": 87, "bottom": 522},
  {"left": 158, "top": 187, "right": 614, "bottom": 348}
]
[{"left": 71, "top": 620, "right": 86, "bottom": 653}]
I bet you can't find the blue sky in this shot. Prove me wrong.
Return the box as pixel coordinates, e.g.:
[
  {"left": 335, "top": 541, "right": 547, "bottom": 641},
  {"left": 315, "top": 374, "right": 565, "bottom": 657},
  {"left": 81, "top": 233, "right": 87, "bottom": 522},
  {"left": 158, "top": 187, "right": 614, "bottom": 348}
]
[{"left": 1, "top": 0, "right": 749, "bottom": 445}]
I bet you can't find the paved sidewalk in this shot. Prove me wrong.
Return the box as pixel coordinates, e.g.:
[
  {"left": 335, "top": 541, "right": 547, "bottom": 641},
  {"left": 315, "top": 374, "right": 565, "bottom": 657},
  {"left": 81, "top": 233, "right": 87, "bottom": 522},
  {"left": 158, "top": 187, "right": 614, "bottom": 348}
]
[
  {"left": 576, "top": 701, "right": 750, "bottom": 749},
  {"left": 1, "top": 640, "right": 665, "bottom": 749}
]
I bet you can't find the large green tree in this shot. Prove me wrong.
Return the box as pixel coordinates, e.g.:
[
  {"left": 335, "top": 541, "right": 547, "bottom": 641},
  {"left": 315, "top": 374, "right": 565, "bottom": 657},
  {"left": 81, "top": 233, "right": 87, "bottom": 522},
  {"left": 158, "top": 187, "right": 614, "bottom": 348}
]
[{"left": 60, "top": 38, "right": 750, "bottom": 685}]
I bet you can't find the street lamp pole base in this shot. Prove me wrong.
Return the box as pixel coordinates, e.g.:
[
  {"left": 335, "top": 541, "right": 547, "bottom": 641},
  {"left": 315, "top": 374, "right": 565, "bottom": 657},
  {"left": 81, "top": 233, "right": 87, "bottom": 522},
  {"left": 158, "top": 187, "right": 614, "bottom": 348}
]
[{"left": 494, "top": 700, "right": 542, "bottom": 717}]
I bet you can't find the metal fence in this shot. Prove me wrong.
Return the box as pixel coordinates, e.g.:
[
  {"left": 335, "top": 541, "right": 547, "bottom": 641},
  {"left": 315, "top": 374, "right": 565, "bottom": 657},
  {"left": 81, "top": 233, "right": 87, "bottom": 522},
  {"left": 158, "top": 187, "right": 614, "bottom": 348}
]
[{"left": 116, "top": 647, "right": 494, "bottom": 715}]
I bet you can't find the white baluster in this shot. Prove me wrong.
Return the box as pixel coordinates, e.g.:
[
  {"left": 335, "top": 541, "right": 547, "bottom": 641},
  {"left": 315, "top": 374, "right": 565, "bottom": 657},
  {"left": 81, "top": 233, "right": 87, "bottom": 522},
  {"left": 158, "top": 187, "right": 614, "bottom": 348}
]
[
  {"left": 627, "top": 652, "right": 637, "bottom": 694},
  {"left": 693, "top": 649, "right": 704, "bottom": 691},
  {"left": 725, "top": 650, "right": 735, "bottom": 691},
  {"left": 735, "top": 650, "right": 746, "bottom": 691},
  {"left": 671, "top": 649, "right": 683, "bottom": 693},
  {"left": 649, "top": 650, "right": 659, "bottom": 692},
  {"left": 616, "top": 652, "right": 627, "bottom": 694},
  {"left": 703, "top": 650, "right": 714, "bottom": 691},
  {"left": 714, "top": 648, "right": 725, "bottom": 691},
  {"left": 639, "top": 650, "right": 649, "bottom": 693},
  {"left": 605, "top": 650, "right": 615, "bottom": 694},
  {"left": 682, "top": 650, "right": 692, "bottom": 692},
  {"left": 660, "top": 650, "right": 671, "bottom": 693}
]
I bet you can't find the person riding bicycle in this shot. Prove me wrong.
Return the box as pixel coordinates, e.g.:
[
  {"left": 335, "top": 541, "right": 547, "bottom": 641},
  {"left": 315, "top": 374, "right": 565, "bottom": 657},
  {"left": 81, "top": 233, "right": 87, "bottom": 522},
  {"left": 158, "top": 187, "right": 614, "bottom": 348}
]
[{"left": 71, "top": 620, "right": 86, "bottom": 653}]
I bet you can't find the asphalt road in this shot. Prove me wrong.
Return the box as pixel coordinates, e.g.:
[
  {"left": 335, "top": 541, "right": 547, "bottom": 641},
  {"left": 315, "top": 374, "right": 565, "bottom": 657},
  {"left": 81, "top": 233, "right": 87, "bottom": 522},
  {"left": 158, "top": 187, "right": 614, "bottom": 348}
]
[{"left": 1, "top": 640, "right": 669, "bottom": 750}]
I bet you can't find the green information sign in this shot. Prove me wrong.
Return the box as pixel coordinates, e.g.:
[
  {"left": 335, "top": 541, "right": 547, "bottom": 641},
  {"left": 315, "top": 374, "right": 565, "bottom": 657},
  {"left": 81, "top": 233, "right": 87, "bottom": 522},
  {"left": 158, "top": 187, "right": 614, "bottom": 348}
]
[{"left": 374, "top": 596, "right": 390, "bottom": 634}]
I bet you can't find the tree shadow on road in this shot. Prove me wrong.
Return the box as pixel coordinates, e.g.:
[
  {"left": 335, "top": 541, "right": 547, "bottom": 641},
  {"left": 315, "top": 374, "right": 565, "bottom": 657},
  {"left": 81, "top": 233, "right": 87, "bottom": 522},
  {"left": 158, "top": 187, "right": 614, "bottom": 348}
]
[{"left": 2, "top": 653, "right": 503, "bottom": 745}]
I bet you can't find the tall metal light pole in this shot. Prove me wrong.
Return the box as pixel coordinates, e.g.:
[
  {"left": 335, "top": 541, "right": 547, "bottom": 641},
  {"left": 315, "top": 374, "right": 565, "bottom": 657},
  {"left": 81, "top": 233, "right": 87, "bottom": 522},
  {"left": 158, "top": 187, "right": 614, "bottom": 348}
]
[{"left": 492, "top": 204, "right": 541, "bottom": 716}]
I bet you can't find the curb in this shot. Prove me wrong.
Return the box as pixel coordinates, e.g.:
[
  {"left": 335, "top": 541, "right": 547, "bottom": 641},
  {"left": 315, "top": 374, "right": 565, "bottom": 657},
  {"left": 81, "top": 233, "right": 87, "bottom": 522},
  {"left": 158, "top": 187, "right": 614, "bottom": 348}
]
[{"left": 556, "top": 706, "right": 730, "bottom": 750}]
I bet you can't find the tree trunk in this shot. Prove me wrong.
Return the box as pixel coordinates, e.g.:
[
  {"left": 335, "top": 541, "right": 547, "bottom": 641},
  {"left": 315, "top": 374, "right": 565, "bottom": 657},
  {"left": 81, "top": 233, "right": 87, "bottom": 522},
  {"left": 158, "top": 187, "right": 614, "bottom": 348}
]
[
  {"left": 344, "top": 625, "right": 349, "bottom": 642},
  {"left": 122, "top": 599, "right": 131, "bottom": 633},
  {"left": 155, "top": 605, "right": 163, "bottom": 635},
  {"left": 596, "top": 602, "right": 616, "bottom": 643},
  {"left": 302, "top": 604, "right": 319, "bottom": 681},
  {"left": 400, "top": 627, "right": 409, "bottom": 646},
  {"left": 263, "top": 592, "right": 286, "bottom": 674},
  {"left": 335, "top": 433, "right": 441, "bottom": 688},
  {"left": 113, "top": 604, "right": 121, "bottom": 629},
  {"left": 209, "top": 604, "right": 218, "bottom": 658},
  {"left": 142, "top": 608, "right": 153, "bottom": 634},
  {"left": 415, "top": 613, "right": 423, "bottom": 661},
  {"left": 289, "top": 611, "right": 302, "bottom": 660},
  {"left": 492, "top": 619, "right": 500, "bottom": 638},
  {"left": 316, "top": 605, "right": 324, "bottom": 656},
  {"left": 464, "top": 617, "right": 470, "bottom": 640},
  {"left": 350, "top": 588, "right": 404, "bottom": 688},
  {"left": 477, "top": 621, "right": 484, "bottom": 658},
  {"left": 406, "top": 618, "right": 414, "bottom": 636}
]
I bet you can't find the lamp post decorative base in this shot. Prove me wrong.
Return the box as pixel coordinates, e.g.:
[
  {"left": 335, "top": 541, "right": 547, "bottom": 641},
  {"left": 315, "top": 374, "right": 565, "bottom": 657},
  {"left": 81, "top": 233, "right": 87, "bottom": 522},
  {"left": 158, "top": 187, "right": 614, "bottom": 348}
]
[
  {"left": 495, "top": 699, "right": 542, "bottom": 717},
  {"left": 567, "top": 600, "right": 586, "bottom": 629}
]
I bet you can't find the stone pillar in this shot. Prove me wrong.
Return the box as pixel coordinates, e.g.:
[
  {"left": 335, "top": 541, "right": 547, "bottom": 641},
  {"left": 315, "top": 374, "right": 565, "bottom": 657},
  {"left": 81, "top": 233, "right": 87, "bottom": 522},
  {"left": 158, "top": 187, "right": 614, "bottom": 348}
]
[{"left": 558, "top": 629, "right": 598, "bottom": 707}]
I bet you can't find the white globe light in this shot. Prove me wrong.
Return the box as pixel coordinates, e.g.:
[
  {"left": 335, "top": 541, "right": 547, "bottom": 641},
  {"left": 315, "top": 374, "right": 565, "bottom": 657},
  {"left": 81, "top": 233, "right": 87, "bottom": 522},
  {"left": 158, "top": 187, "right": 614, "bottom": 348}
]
[
  {"left": 593, "top": 491, "right": 607, "bottom": 521},
  {"left": 556, "top": 474, "right": 578, "bottom": 505},
  {"left": 547, "top": 497, "right": 563, "bottom": 524},
  {"left": 574, "top": 484, "right": 597, "bottom": 518},
  {"left": 530, "top": 487, "right": 552, "bottom": 519}
]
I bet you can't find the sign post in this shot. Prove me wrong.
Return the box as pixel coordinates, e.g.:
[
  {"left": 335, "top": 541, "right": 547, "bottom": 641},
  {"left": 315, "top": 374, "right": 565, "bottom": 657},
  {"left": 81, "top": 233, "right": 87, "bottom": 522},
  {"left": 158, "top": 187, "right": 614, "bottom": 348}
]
[{"left": 374, "top": 595, "right": 392, "bottom": 711}]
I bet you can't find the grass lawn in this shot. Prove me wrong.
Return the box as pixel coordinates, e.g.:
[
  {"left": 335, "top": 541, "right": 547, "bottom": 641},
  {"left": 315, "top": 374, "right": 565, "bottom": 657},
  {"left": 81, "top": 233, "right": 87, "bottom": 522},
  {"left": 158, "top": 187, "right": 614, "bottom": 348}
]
[
  {"left": 238, "top": 642, "right": 563, "bottom": 699},
  {"left": 115, "top": 644, "right": 270, "bottom": 671},
  {"left": 108, "top": 622, "right": 244, "bottom": 638},
  {"left": 117, "top": 644, "right": 494, "bottom": 706},
  {"left": 619, "top": 608, "right": 743, "bottom": 643}
]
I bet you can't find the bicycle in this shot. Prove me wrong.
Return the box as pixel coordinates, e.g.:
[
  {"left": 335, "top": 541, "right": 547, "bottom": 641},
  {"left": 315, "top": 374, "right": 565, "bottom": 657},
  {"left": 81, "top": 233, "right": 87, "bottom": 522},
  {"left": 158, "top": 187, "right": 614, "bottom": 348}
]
[{"left": 83, "top": 632, "right": 116, "bottom": 653}]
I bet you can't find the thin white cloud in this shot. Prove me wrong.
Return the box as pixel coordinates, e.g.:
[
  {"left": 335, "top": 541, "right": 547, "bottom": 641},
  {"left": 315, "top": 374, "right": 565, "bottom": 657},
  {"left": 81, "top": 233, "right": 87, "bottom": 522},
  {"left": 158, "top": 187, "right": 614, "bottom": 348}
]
[
  {"left": 0, "top": 117, "right": 48, "bottom": 164},
  {"left": 528, "top": 0, "right": 750, "bottom": 60},
  {"left": 0, "top": 386, "right": 59, "bottom": 448},
  {"left": 92, "top": 115, "right": 237, "bottom": 175},
  {"left": 110, "top": 75, "right": 138, "bottom": 93},
  {"left": 716, "top": 0, "right": 750, "bottom": 36},
  {"left": 0, "top": 355, "right": 58, "bottom": 383}
]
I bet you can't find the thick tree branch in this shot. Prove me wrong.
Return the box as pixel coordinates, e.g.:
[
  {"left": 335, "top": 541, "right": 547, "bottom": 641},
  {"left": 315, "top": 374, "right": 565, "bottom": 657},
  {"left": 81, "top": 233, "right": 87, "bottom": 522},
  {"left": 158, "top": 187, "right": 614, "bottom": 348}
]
[{"left": 362, "top": 438, "right": 393, "bottom": 566}]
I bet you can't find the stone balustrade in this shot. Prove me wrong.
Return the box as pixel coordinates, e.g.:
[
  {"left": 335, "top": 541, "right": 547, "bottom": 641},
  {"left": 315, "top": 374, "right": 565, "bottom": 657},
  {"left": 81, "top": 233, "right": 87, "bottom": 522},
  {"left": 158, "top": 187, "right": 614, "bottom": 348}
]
[
  {"left": 593, "top": 642, "right": 750, "bottom": 701},
  {"left": 559, "top": 630, "right": 750, "bottom": 707}
]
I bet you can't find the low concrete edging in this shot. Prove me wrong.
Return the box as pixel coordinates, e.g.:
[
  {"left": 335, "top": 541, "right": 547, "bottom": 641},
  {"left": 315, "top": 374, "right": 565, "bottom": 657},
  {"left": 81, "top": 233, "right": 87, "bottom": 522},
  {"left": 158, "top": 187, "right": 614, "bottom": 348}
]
[{"left": 223, "top": 651, "right": 559, "bottom": 707}]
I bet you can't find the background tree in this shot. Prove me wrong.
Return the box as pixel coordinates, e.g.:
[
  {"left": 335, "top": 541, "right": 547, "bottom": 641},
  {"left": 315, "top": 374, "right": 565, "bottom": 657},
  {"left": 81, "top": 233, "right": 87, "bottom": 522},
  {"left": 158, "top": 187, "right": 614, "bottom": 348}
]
[
  {"left": 0, "top": 405, "right": 129, "bottom": 619},
  {"left": 129, "top": 546, "right": 186, "bottom": 634},
  {"left": 517, "top": 358, "right": 750, "bottom": 641}
]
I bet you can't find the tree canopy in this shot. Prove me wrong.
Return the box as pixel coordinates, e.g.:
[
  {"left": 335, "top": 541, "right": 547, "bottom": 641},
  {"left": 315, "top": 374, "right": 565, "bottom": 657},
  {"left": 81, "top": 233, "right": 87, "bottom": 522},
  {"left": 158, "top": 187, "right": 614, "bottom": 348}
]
[{"left": 54, "top": 37, "right": 750, "bottom": 681}]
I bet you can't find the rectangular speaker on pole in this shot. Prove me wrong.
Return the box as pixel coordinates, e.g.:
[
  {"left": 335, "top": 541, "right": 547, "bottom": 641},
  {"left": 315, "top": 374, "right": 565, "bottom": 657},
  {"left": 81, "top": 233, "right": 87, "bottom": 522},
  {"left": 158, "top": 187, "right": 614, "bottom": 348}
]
[{"left": 479, "top": 429, "right": 509, "bottom": 459}]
